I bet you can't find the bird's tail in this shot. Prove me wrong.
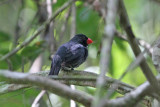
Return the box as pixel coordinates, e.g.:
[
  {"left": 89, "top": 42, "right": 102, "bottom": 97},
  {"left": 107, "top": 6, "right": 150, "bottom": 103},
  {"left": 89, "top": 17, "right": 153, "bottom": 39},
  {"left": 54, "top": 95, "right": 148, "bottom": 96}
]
[{"left": 49, "top": 55, "right": 62, "bottom": 75}]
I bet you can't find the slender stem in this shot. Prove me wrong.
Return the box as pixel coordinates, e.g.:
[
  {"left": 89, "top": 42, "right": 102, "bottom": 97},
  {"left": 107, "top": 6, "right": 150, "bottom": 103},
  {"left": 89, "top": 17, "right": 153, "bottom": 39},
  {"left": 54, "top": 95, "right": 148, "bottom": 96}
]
[{"left": 92, "top": 0, "right": 119, "bottom": 107}]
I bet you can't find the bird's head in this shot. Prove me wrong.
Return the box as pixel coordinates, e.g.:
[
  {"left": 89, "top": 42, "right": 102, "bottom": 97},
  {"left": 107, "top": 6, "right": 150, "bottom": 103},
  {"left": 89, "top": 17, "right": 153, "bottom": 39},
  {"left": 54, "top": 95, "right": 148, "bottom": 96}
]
[{"left": 71, "top": 34, "right": 93, "bottom": 47}]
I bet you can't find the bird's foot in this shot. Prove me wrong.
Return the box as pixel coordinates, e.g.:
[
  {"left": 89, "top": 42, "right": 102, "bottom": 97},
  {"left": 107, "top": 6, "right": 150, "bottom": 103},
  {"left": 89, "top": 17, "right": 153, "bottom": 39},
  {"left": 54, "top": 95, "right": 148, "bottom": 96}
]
[{"left": 62, "top": 66, "right": 72, "bottom": 71}]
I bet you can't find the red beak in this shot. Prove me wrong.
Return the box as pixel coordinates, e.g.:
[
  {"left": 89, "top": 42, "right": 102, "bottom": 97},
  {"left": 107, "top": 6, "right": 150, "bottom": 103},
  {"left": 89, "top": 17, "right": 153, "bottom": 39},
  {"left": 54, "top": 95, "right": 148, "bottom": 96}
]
[{"left": 87, "top": 38, "right": 93, "bottom": 44}]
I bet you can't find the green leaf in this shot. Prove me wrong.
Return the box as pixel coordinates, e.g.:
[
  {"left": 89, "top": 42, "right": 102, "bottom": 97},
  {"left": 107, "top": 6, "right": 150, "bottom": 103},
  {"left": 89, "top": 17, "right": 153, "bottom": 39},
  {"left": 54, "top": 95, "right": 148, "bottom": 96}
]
[
  {"left": 21, "top": 45, "right": 43, "bottom": 60},
  {"left": 10, "top": 54, "right": 22, "bottom": 70},
  {"left": 0, "top": 53, "right": 22, "bottom": 70},
  {"left": 0, "top": 31, "right": 10, "bottom": 42},
  {"left": 0, "top": 61, "right": 8, "bottom": 69}
]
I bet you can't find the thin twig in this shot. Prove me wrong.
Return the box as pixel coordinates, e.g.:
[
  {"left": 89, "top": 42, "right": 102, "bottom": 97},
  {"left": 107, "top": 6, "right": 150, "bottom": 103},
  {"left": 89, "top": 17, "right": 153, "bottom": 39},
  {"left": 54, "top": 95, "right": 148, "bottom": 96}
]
[
  {"left": 45, "top": 91, "right": 53, "bottom": 107},
  {"left": 32, "top": 90, "right": 46, "bottom": 107}
]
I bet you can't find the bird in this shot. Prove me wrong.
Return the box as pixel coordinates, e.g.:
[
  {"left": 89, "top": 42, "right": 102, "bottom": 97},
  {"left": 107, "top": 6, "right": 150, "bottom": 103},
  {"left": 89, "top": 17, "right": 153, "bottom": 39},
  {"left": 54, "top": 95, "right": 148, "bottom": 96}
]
[{"left": 49, "top": 34, "right": 93, "bottom": 75}]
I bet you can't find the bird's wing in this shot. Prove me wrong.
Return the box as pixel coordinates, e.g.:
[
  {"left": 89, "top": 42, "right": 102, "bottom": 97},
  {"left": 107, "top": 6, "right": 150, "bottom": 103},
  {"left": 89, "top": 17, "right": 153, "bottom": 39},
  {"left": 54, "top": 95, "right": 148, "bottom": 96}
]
[{"left": 64, "top": 44, "right": 88, "bottom": 67}]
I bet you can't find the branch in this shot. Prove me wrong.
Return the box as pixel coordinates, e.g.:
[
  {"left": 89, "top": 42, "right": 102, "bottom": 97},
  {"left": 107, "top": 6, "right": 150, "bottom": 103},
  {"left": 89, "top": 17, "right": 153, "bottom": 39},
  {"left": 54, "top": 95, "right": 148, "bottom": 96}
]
[
  {"left": 92, "top": 0, "right": 119, "bottom": 107},
  {"left": 0, "top": 70, "right": 134, "bottom": 95},
  {"left": 152, "top": 37, "right": 160, "bottom": 73},
  {"left": 119, "top": 0, "right": 160, "bottom": 92},
  {"left": 0, "top": 0, "right": 10, "bottom": 5},
  {"left": 0, "top": 70, "right": 93, "bottom": 106},
  {"left": 100, "top": 74, "right": 160, "bottom": 107},
  {"left": 0, "top": 0, "right": 75, "bottom": 61},
  {"left": 151, "top": 0, "right": 160, "bottom": 4},
  {"left": 0, "top": 70, "right": 158, "bottom": 107}
]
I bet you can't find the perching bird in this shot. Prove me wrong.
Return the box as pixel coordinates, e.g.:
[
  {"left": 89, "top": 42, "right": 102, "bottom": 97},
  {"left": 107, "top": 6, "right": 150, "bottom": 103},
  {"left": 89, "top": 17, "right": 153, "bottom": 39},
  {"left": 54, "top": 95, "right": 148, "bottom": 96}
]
[{"left": 49, "top": 34, "right": 93, "bottom": 75}]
